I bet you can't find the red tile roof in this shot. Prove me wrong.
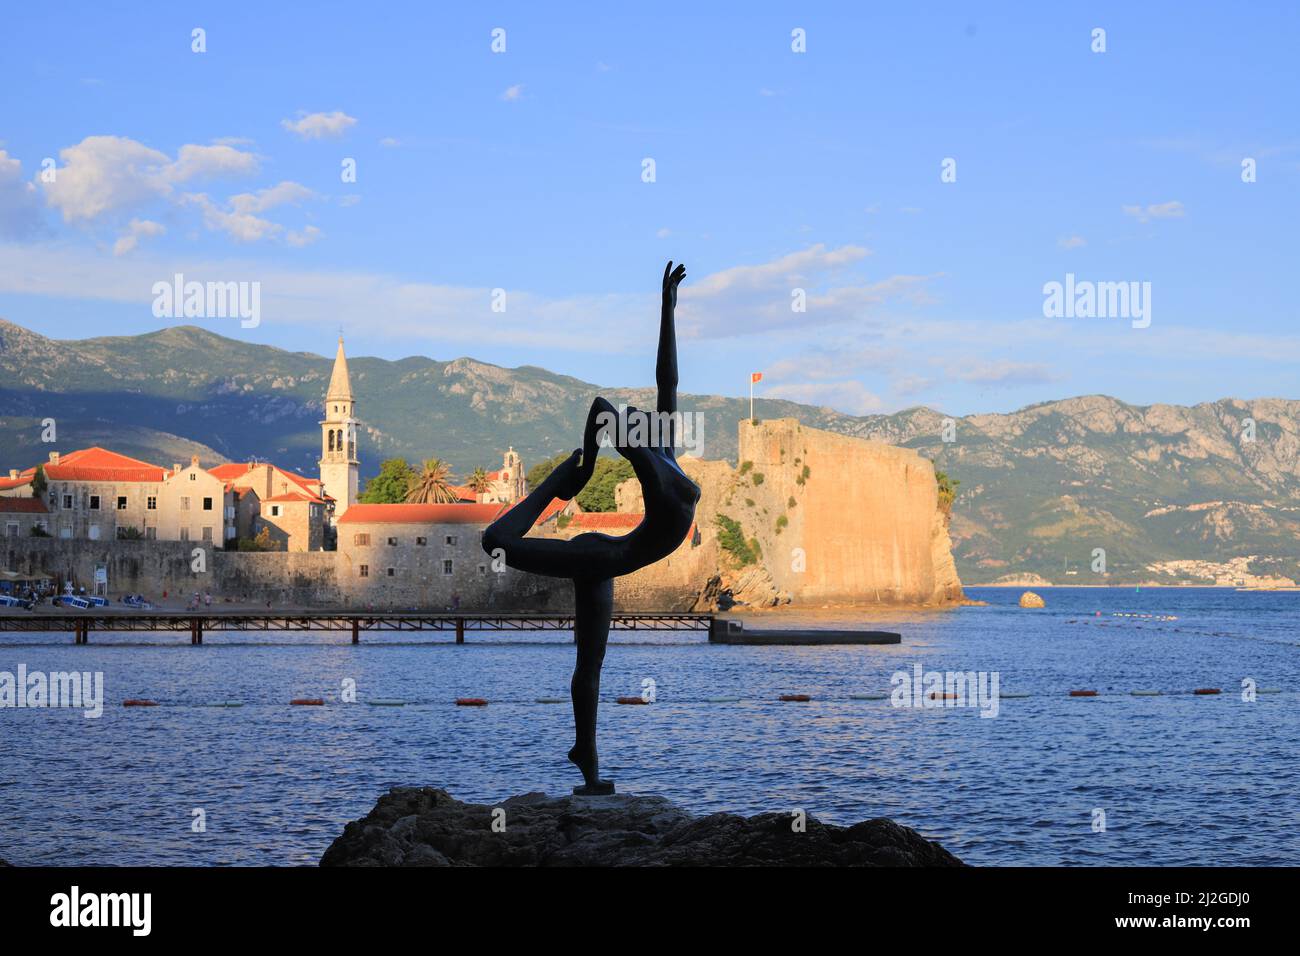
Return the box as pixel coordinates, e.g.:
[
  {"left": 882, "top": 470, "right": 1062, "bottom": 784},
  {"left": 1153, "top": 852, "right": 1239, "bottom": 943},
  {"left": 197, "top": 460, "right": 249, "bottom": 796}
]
[
  {"left": 0, "top": 498, "right": 48, "bottom": 514},
  {"left": 338, "top": 502, "right": 507, "bottom": 525},
  {"left": 534, "top": 497, "right": 570, "bottom": 523},
  {"left": 210, "top": 462, "right": 331, "bottom": 501},
  {"left": 445, "top": 484, "right": 480, "bottom": 502},
  {"left": 43, "top": 447, "right": 169, "bottom": 483},
  {"left": 264, "top": 490, "right": 324, "bottom": 504},
  {"left": 565, "top": 512, "right": 644, "bottom": 530},
  {"left": 0, "top": 475, "right": 32, "bottom": 491}
]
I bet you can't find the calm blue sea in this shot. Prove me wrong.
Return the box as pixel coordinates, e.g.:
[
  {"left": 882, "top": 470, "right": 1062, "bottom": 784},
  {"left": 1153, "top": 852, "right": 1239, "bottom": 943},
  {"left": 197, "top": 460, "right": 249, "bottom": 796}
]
[{"left": 0, "top": 587, "right": 1296, "bottom": 866}]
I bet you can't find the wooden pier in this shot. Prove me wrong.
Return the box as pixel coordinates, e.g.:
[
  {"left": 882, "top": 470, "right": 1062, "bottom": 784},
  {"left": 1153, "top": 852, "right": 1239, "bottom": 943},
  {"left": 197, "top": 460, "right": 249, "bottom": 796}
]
[{"left": 0, "top": 611, "right": 715, "bottom": 644}]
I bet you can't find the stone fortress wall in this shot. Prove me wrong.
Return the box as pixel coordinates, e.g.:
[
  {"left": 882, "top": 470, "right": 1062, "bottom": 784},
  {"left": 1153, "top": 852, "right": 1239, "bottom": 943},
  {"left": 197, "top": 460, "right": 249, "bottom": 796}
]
[{"left": 3, "top": 420, "right": 963, "bottom": 611}]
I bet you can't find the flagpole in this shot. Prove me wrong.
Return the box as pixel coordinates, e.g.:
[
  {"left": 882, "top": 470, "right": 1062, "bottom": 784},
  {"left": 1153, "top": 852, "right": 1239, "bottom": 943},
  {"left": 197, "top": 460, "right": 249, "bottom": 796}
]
[{"left": 749, "top": 377, "right": 754, "bottom": 423}]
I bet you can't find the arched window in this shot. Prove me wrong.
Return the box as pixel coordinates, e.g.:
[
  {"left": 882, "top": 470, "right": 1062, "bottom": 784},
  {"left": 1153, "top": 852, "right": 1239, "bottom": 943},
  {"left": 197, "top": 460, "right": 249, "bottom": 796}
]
[{"left": 328, "top": 430, "right": 335, "bottom": 452}]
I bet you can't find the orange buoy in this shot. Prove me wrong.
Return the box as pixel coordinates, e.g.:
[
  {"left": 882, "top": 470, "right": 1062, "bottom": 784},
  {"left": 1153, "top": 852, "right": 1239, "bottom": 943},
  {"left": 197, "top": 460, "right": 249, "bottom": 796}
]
[
  {"left": 456, "top": 698, "right": 488, "bottom": 706},
  {"left": 616, "top": 696, "right": 649, "bottom": 705},
  {"left": 927, "top": 691, "right": 959, "bottom": 701},
  {"left": 1193, "top": 688, "right": 1221, "bottom": 695},
  {"left": 779, "top": 694, "right": 811, "bottom": 702},
  {"left": 123, "top": 699, "right": 158, "bottom": 707},
  {"left": 1069, "top": 690, "right": 1098, "bottom": 697},
  {"left": 290, "top": 698, "right": 325, "bottom": 706}
]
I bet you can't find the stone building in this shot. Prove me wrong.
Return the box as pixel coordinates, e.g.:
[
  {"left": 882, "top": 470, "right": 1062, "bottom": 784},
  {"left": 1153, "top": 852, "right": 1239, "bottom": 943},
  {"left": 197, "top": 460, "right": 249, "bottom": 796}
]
[
  {"left": 1, "top": 498, "right": 49, "bottom": 538},
  {"left": 209, "top": 461, "right": 329, "bottom": 551},
  {"left": 337, "top": 502, "right": 510, "bottom": 605},
  {"left": 480, "top": 447, "right": 526, "bottom": 503},
  {"left": 0, "top": 470, "right": 35, "bottom": 498},
  {"left": 319, "top": 337, "right": 359, "bottom": 520},
  {"left": 4, "top": 448, "right": 238, "bottom": 544}
]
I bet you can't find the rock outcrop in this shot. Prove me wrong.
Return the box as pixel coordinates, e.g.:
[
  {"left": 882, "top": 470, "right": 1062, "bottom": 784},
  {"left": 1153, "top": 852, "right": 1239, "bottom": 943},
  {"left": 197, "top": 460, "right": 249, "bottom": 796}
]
[
  {"left": 602, "top": 419, "right": 964, "bottom": 609},
  {"left": 1019, "top": 591, "right": 1046, "bottom": 608},
  {"left": 320, "top": 787, "right": 964, "bottom": 867}
]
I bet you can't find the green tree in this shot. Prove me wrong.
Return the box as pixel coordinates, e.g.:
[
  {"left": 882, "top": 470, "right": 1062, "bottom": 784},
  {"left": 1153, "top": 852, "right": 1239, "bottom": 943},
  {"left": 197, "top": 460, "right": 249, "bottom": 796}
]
[
  {"left": 30, "top": 464, "right": 47, "bottom": 499},
  {"left": 575, "top": 457, "right": 634, "bottom": 512},
  {"left": 467, "top": 467, "right": 492, "bottom": 497},
  {"left": 527, "top": 453, "right": 570, "bottom": 492},
  {"left": 935, "top": 470, "right": 960, "bottom": 514},
  {"left": 406, "top": 458, "right": 459, "bottom": 504},
  {"left": 358, "top": 458, "right": 416, "bottom": 504},
  {"left": 716, "top": 513, "right": 761, "bottom": 566}
]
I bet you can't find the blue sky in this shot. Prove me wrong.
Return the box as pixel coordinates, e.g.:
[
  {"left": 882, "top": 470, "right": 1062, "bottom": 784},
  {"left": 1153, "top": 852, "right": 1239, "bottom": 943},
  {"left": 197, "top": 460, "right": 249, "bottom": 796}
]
[{"left": 1, "top": 1, "right": 1297, "bottom": 417}]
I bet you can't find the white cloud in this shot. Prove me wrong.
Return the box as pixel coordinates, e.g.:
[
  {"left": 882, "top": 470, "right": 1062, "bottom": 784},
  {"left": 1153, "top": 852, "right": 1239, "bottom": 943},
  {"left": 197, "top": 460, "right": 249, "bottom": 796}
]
[
  {"left": 0, "top": 150, "right": 42, "bottom": 238},
  {"left": 184, "top": 181, "right": 315, "bottom": 243},
  {"left": 165, "top": 144, "right": 260, "bottom": 182},
  {"left": 680, "top": 244, "right": 935, "bottom": 339},
  {"left": 764, "top": 381, "right": 883, "bottom": 415},
  {"left": 286, "top": 225, "right": 323, "bottom": 247},
  {"left": 378, "top": 137, "right": 401, "bottom": 148},
  {"left": 112, "top": 218, "right": 165, "bottom": 256},
  {"left": 1058, "top": 235, "right": 1086, "bottom": 249},
  {"left": 944, "top": 358, "right": 1057, "bottom": 386},
  {"left": 655, "top": 227, "right": 671, "bottom": 239},
  {"left": 280, "top": 111, "right": 358, "bottom": 140},
  {"left": 41, "top": 136, "right": 173, "bottom": 221},
  {"left": 37, "top": 135, "right": 260, "bottom": 223},
  {"left": 1122, "top": 200, "right": 1184, "bottom": 223},
  {"left": 500, "top": 84, "right": 524, "bottom": 102}
]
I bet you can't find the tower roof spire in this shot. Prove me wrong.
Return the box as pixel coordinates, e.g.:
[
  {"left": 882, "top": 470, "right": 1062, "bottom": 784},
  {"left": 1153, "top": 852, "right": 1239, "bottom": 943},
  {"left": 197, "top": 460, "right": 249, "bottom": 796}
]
[{"left": 326, "top": 336, "right": 353, "bottom": 402}]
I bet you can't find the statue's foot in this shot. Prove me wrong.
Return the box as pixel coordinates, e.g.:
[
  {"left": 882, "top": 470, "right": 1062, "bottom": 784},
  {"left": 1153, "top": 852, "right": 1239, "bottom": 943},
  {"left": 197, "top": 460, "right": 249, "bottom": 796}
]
[{"left": 567, "top": 744, "right": 612, "bottom": 794}]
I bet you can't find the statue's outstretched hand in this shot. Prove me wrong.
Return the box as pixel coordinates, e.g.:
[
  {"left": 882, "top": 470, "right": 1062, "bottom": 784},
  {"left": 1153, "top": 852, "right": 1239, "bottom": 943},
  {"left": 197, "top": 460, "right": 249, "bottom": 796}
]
[
  {"left": 547, "top": 448, "right": 588, "bottom": 501},
  {"left": 662, "top": 261, "right": 686, "bottom": 309}
]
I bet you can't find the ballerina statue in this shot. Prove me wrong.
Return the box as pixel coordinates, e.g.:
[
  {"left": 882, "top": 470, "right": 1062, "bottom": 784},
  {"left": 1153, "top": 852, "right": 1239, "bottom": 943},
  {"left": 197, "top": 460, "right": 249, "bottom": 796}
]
[{"left": 482, "top": 261, "right": 700, "bottom": 794}]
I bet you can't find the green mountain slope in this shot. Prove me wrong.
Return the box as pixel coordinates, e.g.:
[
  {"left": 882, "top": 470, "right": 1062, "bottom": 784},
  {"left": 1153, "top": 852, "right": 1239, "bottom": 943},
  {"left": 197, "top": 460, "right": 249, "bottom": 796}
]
[{"left": 3, "top": 319, "right": 1298, "bottom": 584}]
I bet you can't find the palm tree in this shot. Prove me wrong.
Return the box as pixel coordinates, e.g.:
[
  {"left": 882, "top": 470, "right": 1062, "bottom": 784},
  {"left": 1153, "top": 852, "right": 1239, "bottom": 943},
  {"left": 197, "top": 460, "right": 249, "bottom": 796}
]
[
  {"left": 467, "top": 467, "right": 492, "bottom": 497},
  {"left": 405, "top": 458, "right": 459, "bottom": 504}
]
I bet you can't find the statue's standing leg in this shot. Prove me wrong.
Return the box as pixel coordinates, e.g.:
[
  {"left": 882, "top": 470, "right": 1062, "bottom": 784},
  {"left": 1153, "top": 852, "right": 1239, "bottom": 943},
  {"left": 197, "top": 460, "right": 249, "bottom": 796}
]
[{"left": 569, "top": 575, "right": 615, "bottom": 795}]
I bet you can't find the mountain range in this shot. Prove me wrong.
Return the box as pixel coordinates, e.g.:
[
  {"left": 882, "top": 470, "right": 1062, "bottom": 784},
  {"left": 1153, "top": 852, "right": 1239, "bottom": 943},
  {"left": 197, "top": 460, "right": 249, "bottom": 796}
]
[{"left": 3, "top": 318, "right": 1298, "bottom": 585}]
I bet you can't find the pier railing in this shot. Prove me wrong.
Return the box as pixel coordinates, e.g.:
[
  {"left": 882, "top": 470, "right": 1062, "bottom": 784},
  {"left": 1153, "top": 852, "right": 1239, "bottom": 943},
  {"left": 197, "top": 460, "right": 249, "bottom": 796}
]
[{"left": 0, "top": 611, "right": 715, "bottom": 644}]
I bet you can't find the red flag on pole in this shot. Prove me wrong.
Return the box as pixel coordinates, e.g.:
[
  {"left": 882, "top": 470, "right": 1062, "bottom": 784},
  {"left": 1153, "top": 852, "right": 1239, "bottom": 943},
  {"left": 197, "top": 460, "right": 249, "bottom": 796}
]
[{"left": 751, "top": 372, "right": 763, "bottom": 383}]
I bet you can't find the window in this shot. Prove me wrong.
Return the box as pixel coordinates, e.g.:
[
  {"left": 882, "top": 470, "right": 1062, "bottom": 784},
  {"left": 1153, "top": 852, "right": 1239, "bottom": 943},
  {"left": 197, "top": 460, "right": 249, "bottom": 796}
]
[
  {"left": 62, "top": 494, "right": 72, "bottom": 509},
  {"left": 445, "top": 535, "right": 458, "bottom": 546},
  {"left": 5, "top": 523, "right": 17, "bottom": 538},
  {"left": 387, "top": 536, "right": 398, "bottom": 546},
  {"left": 147, "top": 496, "right": 157, "bottom": 510},
  {"left": 181, "top": 497, "right": 191, "bottom": 511},
  {"left": 202, "top": 497, "right": 213, "bottom": 511},
  {"left": 353, "top": 533, "right": 370, "bottom": 546},
  {"left": 60, "top": 528, "right": 72, "bottom": 539},
  {"left": 88, "top": 525, "right": 100, "bottom": 540},
  {"left": 180, "top": 528, "right": 190, "bottom": 541},
  {"left": 478, "top": 564, "right": 487, "bottom": 574},
  {"left": 443, "top": 559, "right": 453, "bottom": 576},
  {"left": 202, "top": 527, "right": 212, "bottom": 542},
  {"left": 89, "top": 495, "right": 100, "bottom": 510},
  {"left": 270, "top": 505, "right": 281, "bottom": 517},
  {"left": 415, "top": 536, "right": 427, "bottom": 546},
  {"left": 189, "top": 473, "right": 196, "bottom": 481},
  {"left": 359, "top": 564, "right": 369, "bottom": 578},
  {"left": 116, "top": 496, "right": 127, "bottom": 510},
  {"left": 386, "top": 568, "right": 395, "bottom": 577}
]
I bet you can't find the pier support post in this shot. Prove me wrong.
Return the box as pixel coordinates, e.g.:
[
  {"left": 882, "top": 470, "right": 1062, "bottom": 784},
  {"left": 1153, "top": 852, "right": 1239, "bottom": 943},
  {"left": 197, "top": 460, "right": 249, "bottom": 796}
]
[
  {"left": 352, "top": 619, "right": 360, "bottom": 644},
  {"left": 191, "top": 618, "right": 203, "bottom": 645},
  {"left": 455, "top": 618, "right": 465, "bottom": 644}
]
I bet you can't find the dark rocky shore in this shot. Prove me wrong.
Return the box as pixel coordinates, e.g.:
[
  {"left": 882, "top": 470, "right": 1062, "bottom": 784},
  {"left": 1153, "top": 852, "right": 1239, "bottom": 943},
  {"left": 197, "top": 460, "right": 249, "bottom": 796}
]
[{"left": 321, "top": 787, "right": 964, "bottom": 867}]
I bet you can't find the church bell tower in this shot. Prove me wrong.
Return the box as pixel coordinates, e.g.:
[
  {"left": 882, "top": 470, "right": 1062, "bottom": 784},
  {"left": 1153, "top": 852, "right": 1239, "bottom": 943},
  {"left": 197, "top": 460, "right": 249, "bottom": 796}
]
[{"left": 319, "top": 337, "right": 359, "bottom": 518}]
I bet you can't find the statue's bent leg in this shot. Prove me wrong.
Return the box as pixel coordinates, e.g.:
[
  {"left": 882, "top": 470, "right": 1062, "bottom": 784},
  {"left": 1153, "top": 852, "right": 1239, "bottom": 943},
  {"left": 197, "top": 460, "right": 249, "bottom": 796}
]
[{"left": 569, "top": 575, "right": 615, "bottom": 794}]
